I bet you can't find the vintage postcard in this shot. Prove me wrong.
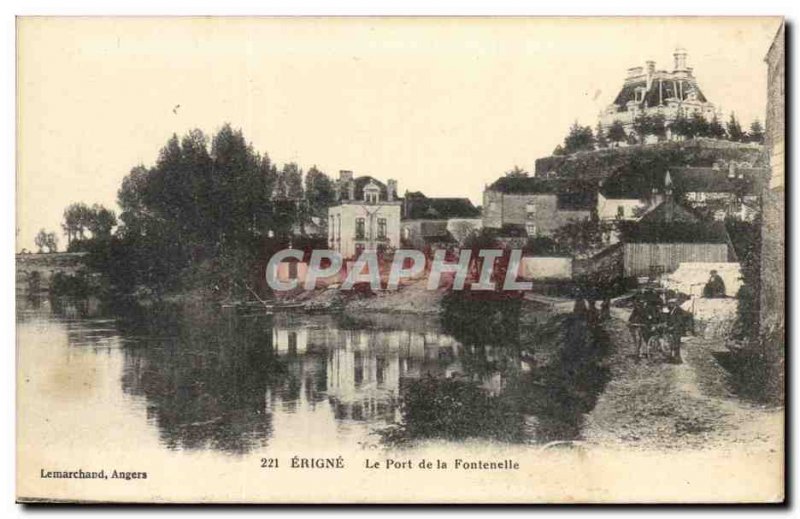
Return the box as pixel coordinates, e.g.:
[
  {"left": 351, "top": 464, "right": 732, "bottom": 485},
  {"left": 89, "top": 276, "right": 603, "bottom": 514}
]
[{"left": 15, "top": 16, "right": 785, "bottom": 503}]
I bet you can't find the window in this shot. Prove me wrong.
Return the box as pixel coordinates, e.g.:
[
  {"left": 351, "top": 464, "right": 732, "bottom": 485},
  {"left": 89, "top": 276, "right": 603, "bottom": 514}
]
[
  {"left": 288, "top": 261, "right": 298, "bottom": 280},
  {"left": 525, "top": 223, "right": 537, "bottom": 237},
  {"left": 378, "top": 218, "right": 387, "bottom": 239},
  {"left": 366, "top": 191, "right": 378, "bottom": 204},
  {"left": 617, "top": 206, "right": 625, "bottom": 219},
  {"left": 355, "top": 217, "right": 365, "bottom": 239}
]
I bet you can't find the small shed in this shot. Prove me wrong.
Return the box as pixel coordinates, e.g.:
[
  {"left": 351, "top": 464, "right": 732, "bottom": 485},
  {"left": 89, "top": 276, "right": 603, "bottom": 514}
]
[{"left": 620, "top": 196, "right": 734, "bottom": 278}]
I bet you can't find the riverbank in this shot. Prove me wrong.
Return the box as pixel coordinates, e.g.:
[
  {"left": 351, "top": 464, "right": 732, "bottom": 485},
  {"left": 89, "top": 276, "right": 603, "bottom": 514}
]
[{"left": 584, "top": 318, "right": 783, "bottom": 452}]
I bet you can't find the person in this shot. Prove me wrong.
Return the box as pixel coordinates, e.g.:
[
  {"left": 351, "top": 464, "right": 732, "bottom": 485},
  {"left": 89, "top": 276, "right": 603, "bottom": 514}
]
[
  {"left": 664, "top": 298, "right": 693, "bottom": 363},
  {"left": 628, "top": 298, "right": 651, "bottom": 358},
  {"left": 702, "top": 270, "right": 726, "bottom": 298}
]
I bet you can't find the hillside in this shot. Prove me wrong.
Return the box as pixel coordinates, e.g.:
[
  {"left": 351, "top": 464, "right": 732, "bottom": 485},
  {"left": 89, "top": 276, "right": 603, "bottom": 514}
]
[{"left": 534, "top": 138, "right": 766, "bottom": 195}]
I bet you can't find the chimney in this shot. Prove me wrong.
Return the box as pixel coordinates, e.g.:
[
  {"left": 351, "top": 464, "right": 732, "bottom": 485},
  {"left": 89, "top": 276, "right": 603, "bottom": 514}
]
[
  {"left": 386, "top": 179, "right": 397, "bottom": 201},
  {"left": 673, "top": 47, "right": 687, "bottom": 71},
  {"left": 338, "top": 170, "right": 354, "bottom": 201},
  {"left": 645, "top": 60, "right": 656, "bottom": 89}
]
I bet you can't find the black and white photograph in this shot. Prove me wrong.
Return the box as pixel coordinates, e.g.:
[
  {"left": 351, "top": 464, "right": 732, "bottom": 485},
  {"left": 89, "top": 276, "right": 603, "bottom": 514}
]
[{"left": 13, "top": 15, "right": 785, "bottom": 504}]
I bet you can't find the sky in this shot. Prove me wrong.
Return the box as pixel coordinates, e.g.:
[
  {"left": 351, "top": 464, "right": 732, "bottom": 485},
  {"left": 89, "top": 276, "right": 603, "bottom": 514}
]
[{"left": 16, "top": 16, "right": 781, "bottom": 252}]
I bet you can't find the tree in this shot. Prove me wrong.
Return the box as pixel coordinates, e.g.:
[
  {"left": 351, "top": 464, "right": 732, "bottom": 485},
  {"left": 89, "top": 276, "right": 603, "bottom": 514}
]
[
  {"left": 595, "top": 122, "right": 609, "bottom": 149},
  {"left": 632, "top": 114, "right": 651, "bottom": 144},
  {"left": 607, "top": 120, "right": 627, "bottom": 147},
  {"left": 552, "top": 211, "right": 613, "bottom": 259},
  {"left": 304, "top": 166, "right": 336, "bottom": 218},
  {"left": 689, "top": 111, "right": 710, "bottom": 138},
  {"left": 727, "top": 112, "right": 745, "bottom": 142},
  {"left": 111, "top": 124, "right": 283, "bottom": 294},
  {"left": 62, "top": 202, "right": 93, "bottom": 245},
  {"left": 34, "top": 229, "right": 47, "bottom": 253},
  {"left": 748, "top": 119, "right": 765, "bottom": 144},
  {"left": 45, "top": 232, "right": 58, "bottom": 253},
  {"left": 561, "top": 121, "right": 595, "bottom": 154},
  {"left": 669, "top": 113, "right": 692, "bottom": 140},
  {"left": 649, "top": 113, "right": 667, "bottom": 141},
  {"left": 708, "top": 114, "right": 726, "bottom": 140},
  {"left": 86, "top": 204, "right": 117, "bottom": 239},
  {"left": 34, "top": 228, "right": 58, "bottom": 253},
  {"left": 504, "top": 166, "right": 528, "bottom": 178}
]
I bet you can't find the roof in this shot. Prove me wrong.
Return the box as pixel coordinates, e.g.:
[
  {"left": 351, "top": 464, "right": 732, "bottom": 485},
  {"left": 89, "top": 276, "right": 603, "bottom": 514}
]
[
  {"left": 488, "top": 176, "right": 577, "bottom": 194},
  {"left": 611, "top": 75, "right": 708, "bottom": 113},
  {"left": 403, "top": 194, "right": 480, "bottom": 220},
  {"left": 624, "top": 221, "right": 730, "bottom": 244},
  {"left": 487, "top": 177, "right": 596, "bottom": 210},
  {"left": 638, "top": 196, "right": 703, "bottom": 224},
  {"left": 599, "top": 163, "right": 767, "bottom": 200},
  {"left": 339, "top": 176, "right": 389, "bottom": 201},
  {"left": 669, "top": 167, "right": 765, "bottom": 195},
  {"left": 624, "top": 195, "right": 729, "bottom": 244}
]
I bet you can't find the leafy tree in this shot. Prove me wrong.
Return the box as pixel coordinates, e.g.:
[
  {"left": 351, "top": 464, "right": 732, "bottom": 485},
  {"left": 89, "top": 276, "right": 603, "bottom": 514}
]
[
  {"left": 277, "top": 163, "right": 304, "bottom": 200},
  {"left": 552, "top": 144, "right": 566, "bottom": 156},
  {"left": 304, "top": 166, "right": 336, "bottom": 218},
  {"left": 669, "top": 113, "right": 692, "bottom": 140},
  {"left": 552, "top": 211, "right": 613, "bottom": 259},
  {"left": 110, "top": 124, "right": 284, "bottom": 295},
  {"left": 561, "top": 122, "right": 595, "bottom": 154},
  {"left": 34, "top": 229, "right": 58, "bottom": 253},
  {"left": 607, "top": 120, "right": 627, "bottom": 147},
  {"left": 62, "top": 203, "right": 93, "bottom": 245},
  {"left": 86, "top": 204, "right": 117, "bottom": 239},
  {"left": 748, "top": 119, "right": 765, "bottom": 144},
  {"left": 649, "top": 113, "right": 667, "bottom": 141},
  {"left": 727, "top": 112, "right": 745, "bottom": 142},
  {"left": 632, "top": 114, "right": 651, "bottom": 144},
  {"left": 504, "top": 166, "right": 529, "bottom": 178},
  {"left": 34, "top": 229, "right": 47, "bottom": 253},
  {"left": 595, "top": 122, "right": 609, "bottom": 149}
]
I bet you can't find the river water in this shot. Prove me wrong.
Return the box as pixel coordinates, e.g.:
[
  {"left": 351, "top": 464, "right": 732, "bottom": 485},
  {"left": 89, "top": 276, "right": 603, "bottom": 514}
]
[{"left": 17, "top": 295, "right": 611, "bottom": 458}]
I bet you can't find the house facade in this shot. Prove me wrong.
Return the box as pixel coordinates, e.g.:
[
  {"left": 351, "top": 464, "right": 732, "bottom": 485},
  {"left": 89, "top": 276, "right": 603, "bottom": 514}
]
[
  {"left": 670, "top": 164, "right": 764, "bottom": 221},
  {"left": 328, "top": 171, "right": 402, "bottom": 258},
  {"left": 400, "top": 192, "right": 482, "bottom": 249},
  {"left": 482, "top": 177, "right": 595, "bottom": 237}
]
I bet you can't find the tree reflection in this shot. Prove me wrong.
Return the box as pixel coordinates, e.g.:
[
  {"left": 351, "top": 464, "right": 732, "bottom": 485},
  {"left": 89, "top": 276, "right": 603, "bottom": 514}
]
[{"left": 119, "top": 305, "right": 280, "bottom": 454}]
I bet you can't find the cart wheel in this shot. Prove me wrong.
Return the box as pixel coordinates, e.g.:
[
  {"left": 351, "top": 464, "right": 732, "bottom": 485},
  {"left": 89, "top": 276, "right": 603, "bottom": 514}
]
[
  {"left": 659, "top": 336, "right": 672, "bottom": 356},
  {"left": 645, "top": 336, "right": 660, "bottom": 359}
]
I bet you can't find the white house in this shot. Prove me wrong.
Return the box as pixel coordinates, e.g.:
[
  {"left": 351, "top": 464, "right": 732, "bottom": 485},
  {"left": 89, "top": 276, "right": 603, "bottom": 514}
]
[{"left": 328, "top": 171, "right": 402, "bottom": 258}]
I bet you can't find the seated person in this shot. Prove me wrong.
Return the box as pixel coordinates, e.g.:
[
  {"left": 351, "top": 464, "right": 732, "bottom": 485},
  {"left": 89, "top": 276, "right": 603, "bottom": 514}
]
[{"left": 702, "top": 270, "right": 726, "bottom": 298}]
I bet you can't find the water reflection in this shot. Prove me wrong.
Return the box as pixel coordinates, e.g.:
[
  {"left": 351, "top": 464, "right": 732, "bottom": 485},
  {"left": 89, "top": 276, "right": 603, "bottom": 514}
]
[{"left": 17, "top": 297, "right": 612, "bottom": 454}]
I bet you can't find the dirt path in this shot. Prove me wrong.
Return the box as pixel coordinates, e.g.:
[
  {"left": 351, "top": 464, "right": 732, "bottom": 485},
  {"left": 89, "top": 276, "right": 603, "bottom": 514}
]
[{"left": 583, "top": 318, "right": 783, "bottom": 452}]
